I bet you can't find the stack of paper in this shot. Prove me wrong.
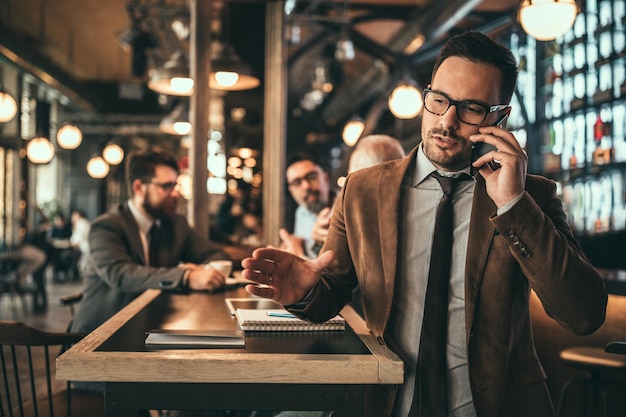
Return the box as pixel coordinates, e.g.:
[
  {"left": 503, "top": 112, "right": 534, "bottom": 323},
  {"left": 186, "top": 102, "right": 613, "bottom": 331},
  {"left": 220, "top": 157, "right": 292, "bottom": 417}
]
[
  {"left": 145, "top": 329, "right": 245, "bottom": 349},
  {"left": 235, "top": 309, "right": 345, "bottom": 332}
]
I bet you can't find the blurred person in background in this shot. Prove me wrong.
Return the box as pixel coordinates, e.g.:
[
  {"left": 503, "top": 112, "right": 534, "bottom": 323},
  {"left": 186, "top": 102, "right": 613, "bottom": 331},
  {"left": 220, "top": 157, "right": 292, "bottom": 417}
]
[{"left": 279, "top": 153, "right": 333, "bottom": 258}]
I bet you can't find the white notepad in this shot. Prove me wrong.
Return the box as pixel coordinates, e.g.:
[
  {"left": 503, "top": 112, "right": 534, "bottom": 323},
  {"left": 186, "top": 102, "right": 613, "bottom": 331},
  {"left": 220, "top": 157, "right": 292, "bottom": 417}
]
[
  {"left": 235, "top": 309, "right": 345, "bottom": 332},
  {"left": 145, "top": 329, "right": 245, "bottom": 349}
]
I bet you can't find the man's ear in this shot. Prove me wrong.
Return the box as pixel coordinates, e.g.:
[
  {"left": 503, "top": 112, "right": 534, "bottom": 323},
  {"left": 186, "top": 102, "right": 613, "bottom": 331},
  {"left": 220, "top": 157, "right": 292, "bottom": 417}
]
[{"left": 131, "top": 179, "right": 145, "bottom": 196}]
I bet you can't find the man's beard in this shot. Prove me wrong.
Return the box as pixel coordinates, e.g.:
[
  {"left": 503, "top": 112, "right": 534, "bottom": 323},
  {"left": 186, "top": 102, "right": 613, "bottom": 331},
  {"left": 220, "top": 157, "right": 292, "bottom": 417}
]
[
  {"left": 303, "top": 190, "right": 327, "bottom": 214},
  {"left": 305, "top": 199, "right": 326, "bottom": 214},
  {"left": 142, "top": 193, "right": 176, "bottom": 220},
  {"left": 422, "top": 127, "right": 471, "bottom": 170}
]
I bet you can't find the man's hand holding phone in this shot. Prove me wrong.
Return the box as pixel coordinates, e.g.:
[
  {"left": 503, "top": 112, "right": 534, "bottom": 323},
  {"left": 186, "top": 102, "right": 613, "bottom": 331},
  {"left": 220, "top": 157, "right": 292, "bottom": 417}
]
[{"left": 470, "top": 114, "right": 528, "bottom": 208}]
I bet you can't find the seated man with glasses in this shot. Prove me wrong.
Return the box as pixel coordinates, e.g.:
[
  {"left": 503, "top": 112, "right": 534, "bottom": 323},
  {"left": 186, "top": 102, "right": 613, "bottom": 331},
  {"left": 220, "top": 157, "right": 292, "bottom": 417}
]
[
  {"left": 279, "top": 152, "right": 333, "bottom": 259},
  {"left": 70, "top": 150, "right": 230, "bottom": 391}
]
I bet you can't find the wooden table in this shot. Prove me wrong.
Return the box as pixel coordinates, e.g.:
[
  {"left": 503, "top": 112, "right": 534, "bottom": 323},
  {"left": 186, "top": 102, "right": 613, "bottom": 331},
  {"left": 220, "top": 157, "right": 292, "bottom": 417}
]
[{"left": 56, "top": 286, "right": 403, "bottom": 416}]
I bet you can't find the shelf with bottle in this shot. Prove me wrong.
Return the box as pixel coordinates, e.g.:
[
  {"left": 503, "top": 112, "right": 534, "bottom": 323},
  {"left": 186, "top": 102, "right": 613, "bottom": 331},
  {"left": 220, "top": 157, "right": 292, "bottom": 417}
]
[
  {"left": 540, "top": 101, "right": 626, "bottom": 178},
  {"left": 560, "top": 168, "right": 626, "bottom": 236}
]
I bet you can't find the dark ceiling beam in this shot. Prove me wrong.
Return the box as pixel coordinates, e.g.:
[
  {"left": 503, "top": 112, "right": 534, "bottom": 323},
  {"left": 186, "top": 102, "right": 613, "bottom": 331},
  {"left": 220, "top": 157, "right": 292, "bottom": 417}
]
[{"left": 0, "top": 28, "right": 98, "bottom": 112}]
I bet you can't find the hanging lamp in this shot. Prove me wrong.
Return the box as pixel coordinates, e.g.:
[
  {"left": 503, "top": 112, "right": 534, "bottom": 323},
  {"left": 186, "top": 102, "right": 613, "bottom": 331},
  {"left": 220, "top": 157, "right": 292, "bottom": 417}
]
[
  {"left": 388, "top": 80, "right": 423, "bottom": 119},
  {"left": 519, "top": 0, "right": 578, "bottom": 41},
  {"left": 103, "top": 143, "right": 125, "bottom": 165},
  {"left": 209, "top": 44, "right": 260, "bottom": 91},
  {"left": 342, "top": 116, "right": 365, "bottom": 147},
  {"left": 56, "top": 123, "right": 83, "bottom": 149},
  {"left": 148, "top": 51, "right": 194, "bottom": 96},
  {"left": 87, "top": 155, "right": 110, "bottom": 179},
  {"left": 160, "top": 102, "right": 191, "bottom": 135},
  {"left": 0, "top": 66, "right": 17, "bottom": 123},
  {"left": 26, "top": 137, "right": 55, "bottom": 164}
]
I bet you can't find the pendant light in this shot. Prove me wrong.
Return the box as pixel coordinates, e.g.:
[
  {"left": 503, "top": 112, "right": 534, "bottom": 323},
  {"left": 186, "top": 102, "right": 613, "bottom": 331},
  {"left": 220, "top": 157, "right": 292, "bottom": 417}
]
[
  {"left": 0, "top": 91, "right": 17, "bottom": 123},
  {"left": 209, "top": 2, "right": 260, "bottom": 91},
  {"left": 0, "top": 66, "right": 17, "bottom": 123},
  {"left": 148, "top": 51, "right": 194, "bottom": 96},
  {"left": 103, "top": 143, "right": 125, "bottom": 165},
  {"left": 342, "top": 116, "right": 365, "bottom": 147},
  {"left": 87, "top": 155, "right": 110, "bottom": 179},
  {"left": 159, "top": 102, "right": 191, "bottom": 135},
  {"left": 209, "top": 44, "right": 261, "bottom": 91},
  {"left": 519, "top": 0, "right": 579, "bottom": 41},
  {"left": 388, "top": 80, "right": 423, "bottom": 119},
  {"left": 26, "top": 137, "right": 55, "bottom": 164},
  {"left": 56, "top": 123, "right": 83, "bottom": 149},
  {"left": 27, "top": 101, "right": 55, "bottom": 164}
]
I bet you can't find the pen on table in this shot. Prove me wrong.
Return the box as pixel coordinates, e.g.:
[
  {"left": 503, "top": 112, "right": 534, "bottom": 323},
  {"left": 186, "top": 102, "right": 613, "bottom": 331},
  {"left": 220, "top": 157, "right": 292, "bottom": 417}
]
[{"left": 267, "top": 312, "right": 297, "bottom": 318}]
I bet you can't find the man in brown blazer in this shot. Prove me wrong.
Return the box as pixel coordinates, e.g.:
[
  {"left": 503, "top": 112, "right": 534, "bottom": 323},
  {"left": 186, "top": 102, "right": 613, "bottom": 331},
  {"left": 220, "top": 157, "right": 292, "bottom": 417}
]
[{"left": 242, "top": 31, "right": 607, "bottom": 417}]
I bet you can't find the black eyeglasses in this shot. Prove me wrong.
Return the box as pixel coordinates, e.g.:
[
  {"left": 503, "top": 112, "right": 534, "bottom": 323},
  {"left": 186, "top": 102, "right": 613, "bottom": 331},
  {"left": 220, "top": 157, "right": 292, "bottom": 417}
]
[
  {"left": 287, "top": 171, "right": 319, "bottom": 188},
  {"left": 423, "top": 88, "right": 509, "bottom": 126},
  {"left": 145, "top": 180, "right": 179, "bottom": 193}
]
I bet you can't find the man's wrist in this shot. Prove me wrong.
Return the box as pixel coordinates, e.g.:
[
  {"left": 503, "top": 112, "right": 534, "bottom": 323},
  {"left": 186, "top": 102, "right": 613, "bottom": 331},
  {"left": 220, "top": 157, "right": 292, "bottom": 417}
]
[{"left": 181, "top": 268, "right": 191, "bottom": 289}]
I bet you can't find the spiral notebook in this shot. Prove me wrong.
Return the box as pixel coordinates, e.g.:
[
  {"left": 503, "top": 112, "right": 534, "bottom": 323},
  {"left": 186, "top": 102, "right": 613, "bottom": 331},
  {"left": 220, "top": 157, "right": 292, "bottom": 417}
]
[{"left": 235, "top": 308, "right": 345, "bottom": 332}]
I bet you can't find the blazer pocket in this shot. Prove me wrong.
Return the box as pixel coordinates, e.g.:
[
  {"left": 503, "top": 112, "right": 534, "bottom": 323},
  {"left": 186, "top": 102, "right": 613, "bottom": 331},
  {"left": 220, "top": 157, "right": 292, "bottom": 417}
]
[{"left": 510, "top": 357, "right": 547, "bottom": 385}]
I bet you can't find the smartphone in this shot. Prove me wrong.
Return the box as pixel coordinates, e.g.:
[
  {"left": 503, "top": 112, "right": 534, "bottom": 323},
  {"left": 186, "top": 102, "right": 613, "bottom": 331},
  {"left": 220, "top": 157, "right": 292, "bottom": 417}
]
[{"left": 471, "top": 114, "right": 508, "bottom": 170}]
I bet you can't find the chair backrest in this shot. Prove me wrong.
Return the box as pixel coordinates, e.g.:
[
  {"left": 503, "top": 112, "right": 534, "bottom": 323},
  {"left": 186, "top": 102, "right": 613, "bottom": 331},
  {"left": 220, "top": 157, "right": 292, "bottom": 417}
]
[{"left": 0, "top": 321, "right": 84, "bottom": 417}]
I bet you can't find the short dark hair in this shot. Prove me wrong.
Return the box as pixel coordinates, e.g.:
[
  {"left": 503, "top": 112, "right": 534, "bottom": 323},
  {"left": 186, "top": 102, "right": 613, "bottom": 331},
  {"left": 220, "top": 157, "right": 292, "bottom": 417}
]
[
  {"left": 286, "top": 152, "right": 327, "bottom": 173},
  {"left": 126, "top": 150, "right": 180, "bottom": 191},
  {"left": 432, "top": 31, "right": 518, "bottom": 104}
]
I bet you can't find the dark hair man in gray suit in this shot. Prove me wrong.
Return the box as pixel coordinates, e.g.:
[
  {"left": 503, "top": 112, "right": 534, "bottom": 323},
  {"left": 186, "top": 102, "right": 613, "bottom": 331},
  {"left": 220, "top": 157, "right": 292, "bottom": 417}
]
[{"left": 70, "top": 150, "right": 229, "bottom": 340}]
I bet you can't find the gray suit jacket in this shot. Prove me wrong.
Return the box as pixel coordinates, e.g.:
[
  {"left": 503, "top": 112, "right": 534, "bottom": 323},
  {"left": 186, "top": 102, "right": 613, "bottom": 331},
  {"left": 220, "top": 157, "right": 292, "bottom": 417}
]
[
  {"left": 70, "top": 202, "right": 227, "bottom": 334},
  {"left": 290, "top": 147, "right": 607, "bottom": 417}
]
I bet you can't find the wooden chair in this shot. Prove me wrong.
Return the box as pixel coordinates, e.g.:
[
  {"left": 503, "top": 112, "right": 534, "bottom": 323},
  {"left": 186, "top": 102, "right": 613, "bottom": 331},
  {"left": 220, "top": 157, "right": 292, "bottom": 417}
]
[{"left": 0, "top": 321, "right": 105, "bottom": 417}]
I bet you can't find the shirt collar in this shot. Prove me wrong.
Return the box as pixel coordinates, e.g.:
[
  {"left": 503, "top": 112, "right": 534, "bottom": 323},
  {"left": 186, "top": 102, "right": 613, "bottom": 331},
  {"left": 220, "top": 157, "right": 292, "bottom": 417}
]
[
  {"left": 412, "top": 144, "right": 473, "bottom": 187},
  {"left": 127, "top": 199, "right": 158, "bottom": 235}
]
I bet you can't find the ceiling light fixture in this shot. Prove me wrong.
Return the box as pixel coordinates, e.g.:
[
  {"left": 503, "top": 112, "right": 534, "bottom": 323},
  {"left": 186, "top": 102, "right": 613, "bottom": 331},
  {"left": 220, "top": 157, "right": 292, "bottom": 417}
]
[
  {"left": 519, "top": 0, "right": 579, "bottom": 41},
  {"left": 103, "top": 143, "right": 125, "bottom": 165},
  {"left": 342, "top": 116, "right": 365, "bottom": 147},
  {"left": 86, "top": 155, "right": 110, "bottom": 179},
  {"left": 159, "top": 102, "right": 191, "bottom": 135},
  {"left": 209, "top": 44, "right": 261, "bottom": 91},
  {"left": 0, "top": 91, "right": 17, "bottom": 123},
  {"left": 26, "top": 137, "right": 55, "bottom": 164},
  {"left": 56, "top": 123, "right": 82, "bottom": 149},
  {"left": 388, "top": 80, "right": 423, "bottom": 119},
  {"left": 148, "top": 51, "right": 194, "bottom": 96},
  {"left": 0, "top": 66, "right": 17, "bottom": 123}
]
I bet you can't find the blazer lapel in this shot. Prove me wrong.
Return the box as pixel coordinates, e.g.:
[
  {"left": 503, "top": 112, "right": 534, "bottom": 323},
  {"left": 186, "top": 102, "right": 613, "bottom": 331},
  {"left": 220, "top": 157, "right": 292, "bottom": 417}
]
[
  {"left": 120, "top": 203, "right": 148, "bottom": 265},
  {"left": 464, "top": 175, "right": 498, "bottom": 340},
  {"left": 378, "top": 149, "right": 417, "bottom": 311}
]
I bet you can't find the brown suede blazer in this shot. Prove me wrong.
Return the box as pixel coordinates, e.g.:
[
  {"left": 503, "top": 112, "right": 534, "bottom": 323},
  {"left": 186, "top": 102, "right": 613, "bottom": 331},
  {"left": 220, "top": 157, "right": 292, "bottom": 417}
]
[{"left": 292, "top": 147, "right": 607, "bottom": 417}]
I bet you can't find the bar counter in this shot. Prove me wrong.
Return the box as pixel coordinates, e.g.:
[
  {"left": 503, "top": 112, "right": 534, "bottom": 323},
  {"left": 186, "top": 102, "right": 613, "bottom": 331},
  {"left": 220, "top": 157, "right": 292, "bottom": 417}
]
[
  {"left": 597, "top": 268, "right": 626, "bottom": 296},
  {"left": 56, "top": 286, "right": 403, "bottom": 416}
]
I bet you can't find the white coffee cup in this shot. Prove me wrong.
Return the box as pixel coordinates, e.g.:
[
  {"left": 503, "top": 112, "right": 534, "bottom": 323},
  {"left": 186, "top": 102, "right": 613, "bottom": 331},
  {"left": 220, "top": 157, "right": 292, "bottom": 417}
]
[{"left": 206, "top": 260, "right": 233, "bottom": 277}]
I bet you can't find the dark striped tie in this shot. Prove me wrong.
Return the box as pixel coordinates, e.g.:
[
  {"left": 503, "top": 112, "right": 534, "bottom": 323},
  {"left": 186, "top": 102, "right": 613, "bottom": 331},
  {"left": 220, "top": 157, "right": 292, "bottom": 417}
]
[{"left": 410, "top": 172, "right": 463, "bottom": 417}]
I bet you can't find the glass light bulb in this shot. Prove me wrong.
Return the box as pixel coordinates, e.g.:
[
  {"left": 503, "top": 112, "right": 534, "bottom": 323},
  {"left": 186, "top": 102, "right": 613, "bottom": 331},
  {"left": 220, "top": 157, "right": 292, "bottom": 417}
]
[
  {"left": 519, "top": 0, "right": 578, "bottom": 41},
  {"left": 57, "top": 124, "right": 83, "bottom": 149},
  {"left": 215, "top": 71, "right": 239, "bottom": 88},
  {"left": 170, "top": 77, "right": 194, "bottom": 94},
  {"left": 388, "top": 83, "right": 423, "bottom": 119},
  {"left": 26, "top": 137, "right": 55, "bottom": 164},
  {"left": 103, "top": 143, "right": 124, "bottom": 165},
  {"left": 342, "top": 119, "right": 365, "bottom": 147},
  {"left": 173, "top": 121, "right": 192, "bottom": 135},
  {"left": 0, "top": 92, "right": 18, "bottom": 122},
  {"left": 87, "top": 156, "right": 110, "bottom": 179}
]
